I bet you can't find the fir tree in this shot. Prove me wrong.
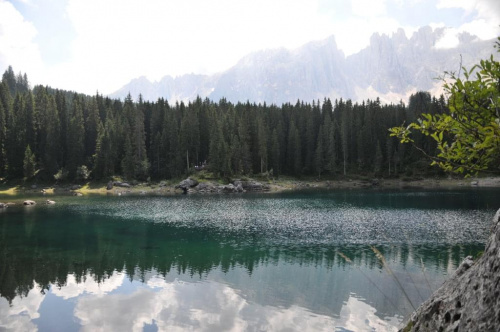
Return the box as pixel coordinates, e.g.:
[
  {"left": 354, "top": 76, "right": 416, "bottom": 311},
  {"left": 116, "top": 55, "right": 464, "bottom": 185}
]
[{"left": 23, "top": 145, "right": 36, "bottom": 179}]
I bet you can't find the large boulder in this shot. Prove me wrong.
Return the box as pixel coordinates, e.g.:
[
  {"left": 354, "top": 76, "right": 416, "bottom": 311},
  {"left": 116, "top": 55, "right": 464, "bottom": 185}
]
[
  {"left": 0, "top": 203, "right": 7, "bottom": 208},
  {"left": 195, "top": 183, "right": 213, "bottom": 193},
  {"left": 106, "top": 181, "right": 113, "bottom": 190},
  {"left": 233, "top": 180, "right": 270, "bottom": 192},
  {"left": 113, "top": 182, "right": 131, "bottom": 188},
  {"left": 176, "top": 178, "right": 199, "bottom": 191},
  {"left": 401, "top": 208, "right": 500, "bottom": 331},
  {"left": 222, "top": 184, "right": 236, "bottom": 193}
]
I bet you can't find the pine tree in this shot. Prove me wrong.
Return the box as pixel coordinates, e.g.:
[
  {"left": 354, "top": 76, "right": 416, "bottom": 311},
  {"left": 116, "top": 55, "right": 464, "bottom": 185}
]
[
  {"left": 133, "top": 95, "right": 149, "bottom": 179},
  {"left": 121, "top": 134, "right": 134, "bottom": 180},
  {"left": 0, "top": 98, "right": 6, "bottom": 176},
  {"left": 386, "top": 137, "right": 394, "bottom": 176},
  {"left": 257, "top": 118, "right": 268, "bottom": 174},
  {"left": 93, "top": 117, "right": 117, "bottom": 179},
  {"left": 238, "top": 120, "right": 252, "bottom": 174},
  {"left": 56, "top": 90, "right": 68, "bottom": 165},
  {"left": 374, "top": 140, "right": 383, "bottom": 175},
  {"left": 24, "top": 91, "right": 36, "bottom": 153},
  {"left": 2, "top": 66, "right": 16, "bottom": 97},
  {"left": 23, "top": 145, "right": 36, "bottom": 179},
  {"left": 6, "top": 93, "right": 27, "bottom": 177},
  {"left": 209, "top": 118, "right": 229, "bottom": 177},
  {"left": 314, "top": 126, "right": 324, "bottom": 178},
  {"left": 67, "top": 94, "right": 85, "bottom": 178},
  {"left": 43, "top": 95, "right": 62, "bottom": 178},
  {"left": 270, "top": 129, "right": 280, "bottom": 177},
  {"left": 85, "top": 97, "right": 101, "bottom": 165},
  {"left": 340, "top": 102, "right": 349, "bottom": 176}
]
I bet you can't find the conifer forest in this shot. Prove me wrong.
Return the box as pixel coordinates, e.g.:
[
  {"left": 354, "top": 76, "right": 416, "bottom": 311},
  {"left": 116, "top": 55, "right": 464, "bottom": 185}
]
[{"left": 0, "top": 66, "right": 448, "bottom": 182}]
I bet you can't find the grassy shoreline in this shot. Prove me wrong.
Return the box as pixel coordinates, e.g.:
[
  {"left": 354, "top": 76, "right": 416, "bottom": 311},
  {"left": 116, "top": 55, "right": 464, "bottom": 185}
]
[{"left": 1, "top": 175, "right": 500, "bottom": 198}]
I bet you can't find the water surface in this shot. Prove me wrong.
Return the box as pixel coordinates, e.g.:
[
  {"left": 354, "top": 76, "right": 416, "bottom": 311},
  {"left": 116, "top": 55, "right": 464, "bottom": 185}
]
[{"left": 0, "top": 188, "right": 498, "bottom": 331}]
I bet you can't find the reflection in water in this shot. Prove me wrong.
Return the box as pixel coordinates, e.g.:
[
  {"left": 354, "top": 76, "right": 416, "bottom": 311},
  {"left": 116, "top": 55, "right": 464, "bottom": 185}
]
[
  {"left": 75, "top": 278, "right": 342, "bottom": 332},
  {"left": 0, "top": 285, "right": 42, "bottom": 332},
  {"left": 2, "top": 272, "right": 400, "bottom": 332},
  {"left": 0, "top": 189, "right": 497, "bottom": 331}
]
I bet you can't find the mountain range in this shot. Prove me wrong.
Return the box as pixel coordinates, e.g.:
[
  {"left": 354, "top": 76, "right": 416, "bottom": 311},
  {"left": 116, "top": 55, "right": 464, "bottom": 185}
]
[{"left": 110, "top": 26, "right": 498, "bottom": 104}]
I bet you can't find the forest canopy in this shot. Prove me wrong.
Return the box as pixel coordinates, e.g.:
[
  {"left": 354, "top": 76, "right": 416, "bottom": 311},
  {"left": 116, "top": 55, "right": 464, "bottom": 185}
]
[{"left": 0, "top": 62, "right": 492, "bottom": 183}]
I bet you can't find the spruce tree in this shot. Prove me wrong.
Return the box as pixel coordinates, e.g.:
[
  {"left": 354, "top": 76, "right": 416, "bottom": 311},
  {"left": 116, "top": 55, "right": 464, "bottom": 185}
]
[
  {"left": 270, "top": 129, "right": 280, "bottom": 177},
  {"left": 0, "top": 99, "right": 6, "bottom": 176},
  {"left": 314, "top": 126, "right": 324, "bottom": 178},
  {"left": 23, "top": 145, "right": 36, "bottom": 179},
  {"left": 67, "top": 94, "right": 85, "bottom": 179},
  {"left": 6, "top": 93, "right": 27, "bottom": 177}
]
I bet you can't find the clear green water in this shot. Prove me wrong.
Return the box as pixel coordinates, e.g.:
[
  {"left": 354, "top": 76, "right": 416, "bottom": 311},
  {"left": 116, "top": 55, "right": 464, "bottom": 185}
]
[{"left": 0, "top": 188, "right": 498, "bottom": 331}]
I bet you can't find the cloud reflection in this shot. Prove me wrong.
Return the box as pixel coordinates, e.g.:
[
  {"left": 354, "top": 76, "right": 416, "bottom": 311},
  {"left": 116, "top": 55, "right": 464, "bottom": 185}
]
[
  {"left": 70, "top": 276, "right": 398, "bottom": 331},
  {"left": 0, "top": 284, "right": 44, "bottom": 332},
  {"left": 51, "top": 271, "right": 125, "bottom": 299}
]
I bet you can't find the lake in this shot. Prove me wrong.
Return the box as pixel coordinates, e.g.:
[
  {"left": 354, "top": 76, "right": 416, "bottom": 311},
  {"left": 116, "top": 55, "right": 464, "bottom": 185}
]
[{"left": 0, "top": 188, "right": 498, "bottom": 331}]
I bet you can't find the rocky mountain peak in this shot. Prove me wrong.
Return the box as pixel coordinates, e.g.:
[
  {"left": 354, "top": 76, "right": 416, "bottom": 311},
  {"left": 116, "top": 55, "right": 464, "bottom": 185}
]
[{"left": 110, "top": 26, "right": 497, "bottom": 105}]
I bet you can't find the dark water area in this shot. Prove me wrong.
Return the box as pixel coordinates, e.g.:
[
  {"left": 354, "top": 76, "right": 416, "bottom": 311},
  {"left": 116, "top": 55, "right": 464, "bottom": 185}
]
[{"left": 0, "top": 188, "right": 498, "bottom": 331}]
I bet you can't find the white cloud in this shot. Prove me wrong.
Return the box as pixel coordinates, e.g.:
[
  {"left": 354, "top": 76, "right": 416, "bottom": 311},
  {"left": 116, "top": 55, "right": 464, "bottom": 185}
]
[
  {"left": 0, "top": 0, "right": 43, "bottom": 81},
  {"left": 434, "top": 28, "right": 460, "bottom": 48},
  {"left": 352, "top": 0, "right": 387, "bottom": 17},
  {"left": 332, "top": 16, "right": 404, "bottom": 56},
  {"left": 2, "top": 0, "right": 499, "bottom": 95},
  {"left": 53, "top": 0, "right": 336, "bottom": 94},
  {"left": 436, "top": 0, "right": 500, "bottom": 40}
]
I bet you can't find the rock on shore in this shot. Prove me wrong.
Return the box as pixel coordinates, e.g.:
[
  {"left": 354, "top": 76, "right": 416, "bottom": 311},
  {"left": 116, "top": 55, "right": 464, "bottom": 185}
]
[
  {"left": 401, "top": 208, "right": 500, "bottom": 331},
  {"left": 174, "top": 178, "right": 270, "bottom": 194}
]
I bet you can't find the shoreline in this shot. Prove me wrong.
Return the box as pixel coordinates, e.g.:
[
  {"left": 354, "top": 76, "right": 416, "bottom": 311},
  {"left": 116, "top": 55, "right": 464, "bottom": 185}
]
[{"left": 1, "top": 176, "right": 500, "bottom": 199}]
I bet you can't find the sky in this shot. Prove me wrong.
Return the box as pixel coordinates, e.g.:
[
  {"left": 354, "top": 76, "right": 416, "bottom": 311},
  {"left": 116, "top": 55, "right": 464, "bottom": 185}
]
[{"left": 0, "top": 0, "right": 499, "bottom": 95}]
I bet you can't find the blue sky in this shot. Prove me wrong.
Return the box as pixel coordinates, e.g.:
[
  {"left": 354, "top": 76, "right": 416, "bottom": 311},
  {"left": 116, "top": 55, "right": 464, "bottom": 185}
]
[{"left": 1, "top": 0, "right": 499, "bottom": 95}]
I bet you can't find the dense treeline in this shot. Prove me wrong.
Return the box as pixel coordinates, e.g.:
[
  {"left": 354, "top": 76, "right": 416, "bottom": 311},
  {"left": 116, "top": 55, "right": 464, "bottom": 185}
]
[{"left": 0, "top": 66, "right": 448, "bottom": 182}]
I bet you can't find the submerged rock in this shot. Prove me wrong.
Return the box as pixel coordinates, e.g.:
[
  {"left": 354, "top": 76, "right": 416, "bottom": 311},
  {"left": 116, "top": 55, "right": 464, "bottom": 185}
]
[
  {"left": 46, "top": 200, "right": 56, "bottom": 205},
  {"left": 0, "top": 203, "right": 7, "bottom": 208},
  {"left": 401, "top": 208, "right": 500, "bottom": 332},
  {"left": 23, "top": 200, "right": 36, "bottom": 206}
]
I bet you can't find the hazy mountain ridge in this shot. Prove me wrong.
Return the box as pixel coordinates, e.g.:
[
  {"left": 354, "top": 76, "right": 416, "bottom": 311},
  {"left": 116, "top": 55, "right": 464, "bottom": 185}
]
[{"left": 110, "top": 26, "right": 497, "bottom": 104}]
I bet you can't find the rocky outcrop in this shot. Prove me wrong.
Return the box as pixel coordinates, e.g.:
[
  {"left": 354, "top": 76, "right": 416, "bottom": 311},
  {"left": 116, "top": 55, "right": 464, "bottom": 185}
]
[
  {"left": 401, "top": 208, "right": 500, "bottom": 332},
  {"left": 234, "top": 180, "right": 270, "bottom": 192},
  {"left": 113, "top": 181, "right": 131, "bottom": 188},
  {"left": 175, "top": 178, "right": 199, "bottom": 193},
  {"left": 180, "top": 179, "right": 269, "bottom": 194}
]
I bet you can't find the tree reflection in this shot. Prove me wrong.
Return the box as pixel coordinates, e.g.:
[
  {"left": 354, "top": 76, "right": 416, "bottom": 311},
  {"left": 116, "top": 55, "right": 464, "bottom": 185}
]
[{"left": 0, "top": 208, "right": 482, "bottom": 306}]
